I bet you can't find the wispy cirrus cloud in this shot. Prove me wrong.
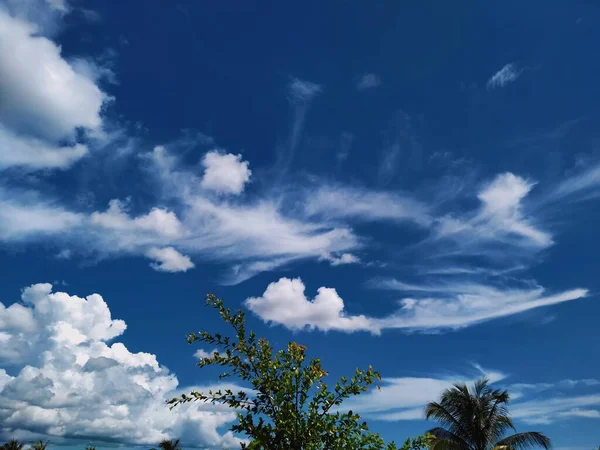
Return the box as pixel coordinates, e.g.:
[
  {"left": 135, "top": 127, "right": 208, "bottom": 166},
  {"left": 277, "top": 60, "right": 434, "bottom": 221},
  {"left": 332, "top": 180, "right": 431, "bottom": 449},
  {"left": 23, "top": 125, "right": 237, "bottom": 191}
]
[
  {"left": 433, "top": 173, "right": 552, "bottom": 254},
  {"left": 356, "top": 73, "right": 381, "bottom": 90},
  {"left": 487, "top": 62, "right": 522, "bottom": 89}
]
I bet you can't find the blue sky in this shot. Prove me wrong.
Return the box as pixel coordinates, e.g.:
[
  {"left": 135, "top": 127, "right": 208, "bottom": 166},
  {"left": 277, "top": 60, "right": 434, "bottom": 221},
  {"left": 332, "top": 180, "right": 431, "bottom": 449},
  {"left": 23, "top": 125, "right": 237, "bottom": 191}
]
[{"left": 0, "top": 0, "right": 599, "bottom": 449}]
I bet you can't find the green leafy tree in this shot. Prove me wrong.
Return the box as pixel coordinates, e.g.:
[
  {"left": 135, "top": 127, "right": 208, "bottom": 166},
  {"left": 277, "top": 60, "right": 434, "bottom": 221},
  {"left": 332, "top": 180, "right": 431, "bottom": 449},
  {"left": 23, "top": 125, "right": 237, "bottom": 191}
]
[
  {"left": 28, "top": 441, "right": 49, "bottom": 450},
  {"left": 400, "top": 435, "right": 434, "bottom": 450},
  {"left": 84, "top": 445, "right": 96, "bottom": 450},
  {"left": 425, "top": 378, "right": 551, "bottom": 450},
  {"left": 169, "top": 294, "right": 397, "bottom": 450},
  {"left": 1, "top": 440, "right": 24, "bottom": 450},
  {"left": 157, "top": 439, "right": 181, "bottom": 450}
]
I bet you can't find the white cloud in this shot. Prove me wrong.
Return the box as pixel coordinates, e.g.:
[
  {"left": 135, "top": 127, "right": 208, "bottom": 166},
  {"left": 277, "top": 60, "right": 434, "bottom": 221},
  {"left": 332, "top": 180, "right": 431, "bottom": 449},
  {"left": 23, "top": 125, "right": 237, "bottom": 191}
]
[
  {"left": 436, "top": 173, "right": 552, "bottom": 248},
  {"left": 0, "top": 283, "right": 243, "bottom": 448},
  {"left": 146, "top": 247, "right": 195, "bottom": 273},
  {"left": 512, "top": 394, "right": 600, "bottom": 425},
  {"left": 305, "top": 184, "right": 431, "bottom": 226},
  {"left": 45, "top": 0, "right": 69, "bottom": 12},
  {"left": 245, "top": 278, "right": 375, "bottom": 333},
  {"left": 0, "top": 188, "right": 83, "bottom": 241},
  {"left": 0, "top": 10, "right": 107, "bottom": 141},
  {"left": 552, "top": 162, "right": 600, "bottom": 200},
  {"left": 0, "top": 8, "right": 108, "bottom": 171},
  {"left": 487, "top": 63, "right": 521, "bottom": 89},
  {"left": 343, "top": 365, "right": 506, "bottom": 421},
  {"left": 375, "top": 278, "right": 587, "bottom": 330},
  {"left": 356, "top": 73, "right": 381, "bottom": 90},
  {"left": 0, "top": 124, "right": 88, "bottom": 170},
  {"left": 91, "top": 199, "right": 183, "bottom": 239},
  {"left": 321, "top": 252, "right": 360, "bottom": 266},
  {"left": 246, "top": 277, "right": 587, "bottom": 334},
  {"left": 342, "top": 369, "right": 600, "bottom": 427},
  {"left": 288, "top": 78, "right": 321, "bottom": 103},
  {"left": 200, "top": 151, "right": 252, "bottom": 195},
  {"left": 193, "top": 349, "right": 217, "bottom": 360}
]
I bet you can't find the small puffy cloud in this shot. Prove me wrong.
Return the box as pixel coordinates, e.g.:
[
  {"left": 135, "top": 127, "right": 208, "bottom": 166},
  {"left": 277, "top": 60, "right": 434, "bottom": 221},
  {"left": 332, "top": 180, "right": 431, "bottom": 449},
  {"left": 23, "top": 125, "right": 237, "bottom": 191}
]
[
  {"left": 487, "top": 63, "right": 521, "bottom": 89},
  {"left": 0, "top": 283, "right": 243, "bottom": 448},
  {"left": 146, "top": 247, "right": 195, "bottom": 273},
  {"left": 91, "top": 199, "right": 183, "bottom": 239},
  {"left": 321, "top": 253, "right": 360, "bottom": 266},
  {"left": 193, "top": 349, "right": 217, "bottom": 360},
  {"left": 200, "top": 151, "right": 252, "bottom": 195},
  {"left": 288, "top": 78, "right": 321, "bottom": 103},
  {"left": 245, "top": 277, "right": 375, "bottom": 333},
  {"left": 356, "top": 73, "right": 381, "bottom": 90}
]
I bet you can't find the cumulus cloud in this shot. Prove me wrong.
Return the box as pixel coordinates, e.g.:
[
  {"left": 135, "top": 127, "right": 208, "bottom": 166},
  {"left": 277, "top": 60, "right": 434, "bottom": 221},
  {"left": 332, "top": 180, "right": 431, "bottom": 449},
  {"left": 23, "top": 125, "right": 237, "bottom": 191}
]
[
  {"left": 245, "top": 277, "right": 587, "bottom": 334},
  {"left": 193, "top": 349, "right": 217, "bottom": 360},
  {"left": 91, "top": 199, "right": 183, "bottom": 240},
  {"left": 487, "top": 63, "right": 522, "bottom": 89},
  {"left": 0, "top": 283, "right": 242, "bottom": 448},
  {"left": 321, "top": 252, "right": 360, "bottom": 266},
  {"left": 356, "top": 73, "right": 381, "bottom": 90},
  {"left": 0, "top": 8, "right": 108, "bottom": 170},
  {"left": 245, "top": 278, "right": 375, "bottom": 333},
  {"left": 0, "top": 10, "right": 106, "bottom": 141},
  {"left": 200, "top": 151, "right": 252, "bottom": 195},
  {"left": 146, "top": 247, "right": 195, "bottom": 273}
]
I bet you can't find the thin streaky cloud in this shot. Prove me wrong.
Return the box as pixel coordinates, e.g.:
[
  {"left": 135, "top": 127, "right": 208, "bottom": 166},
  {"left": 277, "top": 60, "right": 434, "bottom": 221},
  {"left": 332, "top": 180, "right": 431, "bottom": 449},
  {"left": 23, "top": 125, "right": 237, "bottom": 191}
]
[
  {"left": 487, "top": 62, "right": 522, "bottom": 89},
  {"left": 356, "top": 73, "right": 381, "bottom": 90}
]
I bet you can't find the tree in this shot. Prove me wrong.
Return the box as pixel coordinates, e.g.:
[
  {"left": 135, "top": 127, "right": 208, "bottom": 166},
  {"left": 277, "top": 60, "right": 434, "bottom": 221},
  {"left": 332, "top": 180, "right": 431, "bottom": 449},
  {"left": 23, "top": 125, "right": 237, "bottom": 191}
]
[
  {"left": 28, "top": 442, "right": 49, "bottom": 450},
  {"left": 169, "top": 294, "right": 397, "bottom": 450},
  {"left": 1, "top": 440, "right": 24, "bottom": 450},
  {"left": 400, "top": 435, "right": 434, "bottom": 450},
  {"left": 157, "top": 439, "right": 181, "bottom": 450},
  {"left": 425, "top": 378, "right": 551, "bottom": 450}
]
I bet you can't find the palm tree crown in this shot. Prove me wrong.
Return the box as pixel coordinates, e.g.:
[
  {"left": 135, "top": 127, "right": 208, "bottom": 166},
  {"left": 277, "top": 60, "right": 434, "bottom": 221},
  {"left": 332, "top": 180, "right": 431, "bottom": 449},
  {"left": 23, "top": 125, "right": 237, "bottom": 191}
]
[
  {"left": 157, "top": 439, "right": 181, "bottom": 450},
  {"left": 426, "top": 378, "right": 551, "bottom": 450},
  {"left": 1, "top": 440, "right": 25, "bottom": 450},
  {"left": 29, "top": 441, "right": 49, "bottom": 450}
]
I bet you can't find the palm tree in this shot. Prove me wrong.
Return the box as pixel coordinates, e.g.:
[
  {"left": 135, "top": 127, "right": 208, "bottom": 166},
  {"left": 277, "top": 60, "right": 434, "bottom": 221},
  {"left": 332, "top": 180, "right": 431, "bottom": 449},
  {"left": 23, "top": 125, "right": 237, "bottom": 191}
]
[
  {"left": 28, "top": 441, "right": 49, "bottom": 450},
  {"left": 425, "top": 378, "right": 551, "bottom": 450},
  {"left": 2, "top": 440, "right": 24, "bottom": 450},
  {"left": 157, "top": 439, "right": 181, "bottom": 450}
]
